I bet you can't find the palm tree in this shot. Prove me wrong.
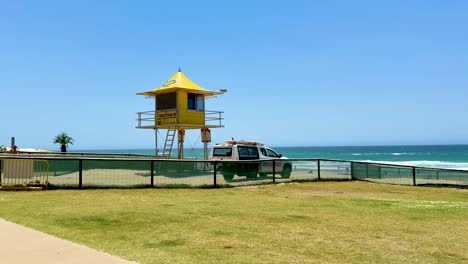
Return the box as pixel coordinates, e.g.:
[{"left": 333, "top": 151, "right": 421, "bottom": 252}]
[{"left": 53, "top": 132, "right": 74, "bottom": 152}]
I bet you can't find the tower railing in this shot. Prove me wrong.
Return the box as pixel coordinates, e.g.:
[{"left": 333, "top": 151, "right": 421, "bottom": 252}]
[
  {"left": 136, "top": 111, "right": 156, "bottom": 127},
  {"left": 205, "top": 110, "right": 224, "bottom": 127},
  {"left": 136, "top": 110, "right": 224, "bottom": 128}
]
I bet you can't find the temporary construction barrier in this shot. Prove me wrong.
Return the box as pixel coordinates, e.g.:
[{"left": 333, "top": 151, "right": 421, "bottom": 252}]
[{"left": 0, "top": 159, "right": 49, "bottom": 190}]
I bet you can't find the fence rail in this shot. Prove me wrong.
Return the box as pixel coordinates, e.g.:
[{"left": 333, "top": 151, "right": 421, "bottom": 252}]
[{"left": 0, "top": 155, "right": 466, "bottom": 189}]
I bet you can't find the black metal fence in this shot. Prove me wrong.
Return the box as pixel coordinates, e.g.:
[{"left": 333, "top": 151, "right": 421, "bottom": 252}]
[
  {"left": 351, "top": 161, "right": 468, "bottom": 187},
  {"left": 1, "top": 155, "right": 467, "bottom": 188}
]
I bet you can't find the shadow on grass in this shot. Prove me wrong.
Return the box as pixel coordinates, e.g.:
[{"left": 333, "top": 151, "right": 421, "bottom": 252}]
[
  {"left": 417, "top": 183, "right": 467, "bottom": 189},
  {"left": 43, "top": 178, "right": 467, "bottom": 191},
  {"left": 46, "top": 183, "right": 234, "bottom": 190}
]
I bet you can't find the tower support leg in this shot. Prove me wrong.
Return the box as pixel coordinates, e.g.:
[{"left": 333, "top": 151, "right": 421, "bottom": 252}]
[
  {"left": 154, "top": 128, "right": 158, "bottom": 157},
  {"left": 203, "top": 142, "right": 208, "bottom": 160},
  {"left": 178, "top": 135, "right": 184, "bottom": 159}
]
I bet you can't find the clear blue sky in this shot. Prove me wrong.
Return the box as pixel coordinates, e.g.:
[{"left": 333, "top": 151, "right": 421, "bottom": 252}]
[{"left": 1, "top": 0, "right": 467, "bottom": 150}]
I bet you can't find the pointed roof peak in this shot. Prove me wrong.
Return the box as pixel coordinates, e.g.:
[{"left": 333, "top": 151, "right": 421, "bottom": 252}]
[{"left": 137, "top": 69, "right": 223, "bottom": 97}]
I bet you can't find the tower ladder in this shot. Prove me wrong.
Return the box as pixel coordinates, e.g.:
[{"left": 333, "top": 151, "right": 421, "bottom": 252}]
[{"left": 160, "top": 127, "right": 176, "bottom": 158}]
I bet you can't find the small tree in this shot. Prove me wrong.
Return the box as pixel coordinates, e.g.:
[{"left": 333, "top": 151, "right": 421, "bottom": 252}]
[{"left": 53, "top": 132, "right": 74, "bottom": 152}]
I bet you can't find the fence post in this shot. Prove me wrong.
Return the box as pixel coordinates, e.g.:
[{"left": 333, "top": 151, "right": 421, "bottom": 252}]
[
  {"left": 213, "top": 161, "right": 217, "bottom": 187},
  {"left": 412, "top": 167, "right": 416, "bottom": 186},
  {"left": 350, "top": 162, "right": 354, "bottom": 180},
  {"left": 150, "top": 160, "right": 154, "bottom": 188},
  {"left": 79, "top": 159, "right": 83, "bottom": 189},
  {"left": 0, "top": 159, "right": 2, "bottom": 185},
  {"left": 272, "top": 160, "right": 276, "bottom": 183},
  {"left": 317, "top": 159, "right": 321, "bottom": 180}
]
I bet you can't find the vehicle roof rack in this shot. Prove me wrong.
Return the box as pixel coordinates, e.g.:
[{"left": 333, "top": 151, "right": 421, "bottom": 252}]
[{"left": 225, "top": 140, "right": 265, "bottom": 146}]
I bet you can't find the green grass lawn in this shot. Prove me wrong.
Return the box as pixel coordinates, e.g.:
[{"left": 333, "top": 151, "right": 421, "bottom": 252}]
[{"left": 0, "top": 181, "right": 467, "bottom": 263}]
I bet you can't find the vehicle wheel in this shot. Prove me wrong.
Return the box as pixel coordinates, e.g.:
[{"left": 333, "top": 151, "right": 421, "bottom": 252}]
[
  {"left": 223, "top": 173, "right": 235, "bottom": 181},
  {"left": 281, "top": 165, "right": 292, "bottom": 178},
  {"left": 246, "top": 171, "right": 257, "bottom": 179}
]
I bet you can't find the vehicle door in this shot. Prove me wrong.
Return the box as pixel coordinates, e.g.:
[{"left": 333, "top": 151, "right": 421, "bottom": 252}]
[
  {"left": 259, "top": 147, "right": 270, "bottom": 173},
  {"left": 266, "top": 148, "right": 284, "bottom": 172},
  {"left": 237, "top": 146, "right": 260, "bottom": 174}
]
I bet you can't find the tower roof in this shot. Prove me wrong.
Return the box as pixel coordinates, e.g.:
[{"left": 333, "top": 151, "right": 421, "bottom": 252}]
[{"left": 137, "top": 69, "right": 223, "bottom": 97}]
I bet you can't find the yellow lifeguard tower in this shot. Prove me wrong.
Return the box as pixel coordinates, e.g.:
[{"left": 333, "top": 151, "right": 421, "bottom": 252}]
[{"left": 136, "top": 69, "right": 226, "bottom": 159}]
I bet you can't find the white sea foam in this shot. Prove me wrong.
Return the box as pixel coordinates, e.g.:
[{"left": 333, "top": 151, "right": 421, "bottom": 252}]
[
  {"left": 359, "top": 160, "right": 468, "bottom": 170},
  {"left": 351, "top": 153, "right": 385, "bottom": 156},
  {"left": 292, "top": 160, "right": 468, "bottom": 171},
  {"left": 352, "top": 152, "right": 419, "bottom": 156}
]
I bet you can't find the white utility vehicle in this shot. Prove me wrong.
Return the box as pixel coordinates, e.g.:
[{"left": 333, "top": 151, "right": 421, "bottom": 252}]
[{"left": 209, "top": 140, "right": 292, "bottom": 181}]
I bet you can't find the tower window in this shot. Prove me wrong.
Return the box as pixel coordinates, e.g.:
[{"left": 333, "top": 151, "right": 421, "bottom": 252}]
[
  {"left": 188, "top": 93, "right": 204, "bottom": 111},
  {"left": 196, "top": 95, "right": 204, "bottom": 111},
  {"left": 156, "top": 92, "right": 176, "bottom": 110},
  {"left": 188, "top": 94, "right": 196, "bottom": 110}
]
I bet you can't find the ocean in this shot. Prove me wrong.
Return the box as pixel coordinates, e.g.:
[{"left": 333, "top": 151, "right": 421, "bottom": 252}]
[{"left": 77, "top": 145, "right": 468, "bottom": 170}]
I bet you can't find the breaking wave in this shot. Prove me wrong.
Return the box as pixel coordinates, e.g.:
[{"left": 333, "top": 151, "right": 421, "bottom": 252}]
[{"left": 360, "top": 160, "right": 468, "bottom": 170}]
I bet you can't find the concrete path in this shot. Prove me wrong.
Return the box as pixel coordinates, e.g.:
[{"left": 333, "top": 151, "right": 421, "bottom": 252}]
[{"left": 0, "top": 218, "right": 137, "bottom": 264}]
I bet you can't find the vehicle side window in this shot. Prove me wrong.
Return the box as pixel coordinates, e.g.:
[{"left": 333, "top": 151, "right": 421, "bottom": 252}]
[
  {"left": 213, "top": 148, "right": 232, "bottom": 157},
  {"left": 238, "top": 146, "right": 259, "bottom": 160},
  {"left": 266, "top": 149, "right": 280, "bottom": 158},
  {"left": 260, "top": 148, "right": 267, "bottom": 156}
]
